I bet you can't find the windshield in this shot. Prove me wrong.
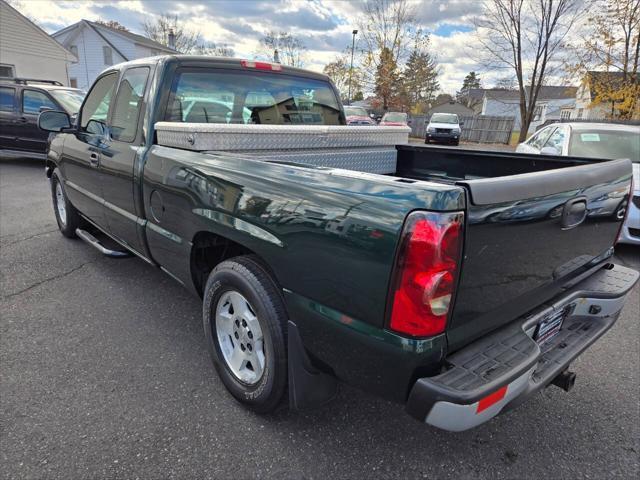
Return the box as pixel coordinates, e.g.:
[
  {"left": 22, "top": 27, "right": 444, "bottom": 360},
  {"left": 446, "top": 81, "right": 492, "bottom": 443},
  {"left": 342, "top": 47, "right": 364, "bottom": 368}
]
[
  {"left": 569, "top": 129, "right": 640, "bottom": 161},
  {"left": 167, "top": 69, "right": 342, "bottom": 125},
  {"left": 344, "top": 106, "right": 369, "bottom": 117},
  {"left": 382, "top": 112, "right": 407, "bottom": 122},
  {"left": 430, "top": 113, "right": 459, "bottom": 124},
  {"left": 49, "top": 89, "right": 85, "bottom": 114}
]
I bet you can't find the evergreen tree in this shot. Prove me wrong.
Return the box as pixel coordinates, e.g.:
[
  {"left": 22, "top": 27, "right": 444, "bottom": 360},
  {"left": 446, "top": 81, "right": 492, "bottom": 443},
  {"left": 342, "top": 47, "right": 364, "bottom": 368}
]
[{"left": 402, "top": 47, "right": 440, "bottom": 113}]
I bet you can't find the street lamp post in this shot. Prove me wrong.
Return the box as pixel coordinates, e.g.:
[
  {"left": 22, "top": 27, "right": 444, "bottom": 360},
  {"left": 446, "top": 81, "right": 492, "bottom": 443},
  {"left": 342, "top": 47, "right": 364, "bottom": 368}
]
[{"left": 347, "top": 29, "right": 358, "bottom": 105}]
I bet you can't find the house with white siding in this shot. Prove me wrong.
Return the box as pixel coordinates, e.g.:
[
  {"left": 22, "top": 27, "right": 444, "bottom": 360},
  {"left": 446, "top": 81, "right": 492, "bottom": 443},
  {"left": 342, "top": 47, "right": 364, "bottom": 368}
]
[
  {"left": 480, "top": 86, "right": 577, "bottom": 134},
  {"left": 51, "top": 20, "right": 175, "bottom": 90},
  {"left": 0, "top": 0, "right": 76, "bottom": 84}
]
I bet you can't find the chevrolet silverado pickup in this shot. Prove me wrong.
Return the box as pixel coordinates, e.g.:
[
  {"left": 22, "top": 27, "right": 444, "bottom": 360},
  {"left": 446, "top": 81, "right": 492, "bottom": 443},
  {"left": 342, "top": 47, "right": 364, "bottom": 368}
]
[{"left": 38, "top": 56, "right": 638, "bottom": 432}]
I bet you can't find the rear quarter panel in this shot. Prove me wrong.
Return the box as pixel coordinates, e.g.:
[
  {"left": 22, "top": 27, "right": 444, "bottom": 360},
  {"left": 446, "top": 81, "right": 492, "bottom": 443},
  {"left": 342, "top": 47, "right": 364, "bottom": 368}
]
[{"left": 142, "top": 146, "right": 465, "bottom": 329}]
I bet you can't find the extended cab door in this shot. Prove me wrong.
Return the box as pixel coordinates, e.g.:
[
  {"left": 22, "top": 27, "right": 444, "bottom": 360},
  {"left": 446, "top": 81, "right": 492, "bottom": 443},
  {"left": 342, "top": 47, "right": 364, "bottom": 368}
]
[
  {"left": 99, "top": 66, "right": 151, "bottom": 255},
  {"left": 61, "top": 72, "right": 118, "bottom": 226}
]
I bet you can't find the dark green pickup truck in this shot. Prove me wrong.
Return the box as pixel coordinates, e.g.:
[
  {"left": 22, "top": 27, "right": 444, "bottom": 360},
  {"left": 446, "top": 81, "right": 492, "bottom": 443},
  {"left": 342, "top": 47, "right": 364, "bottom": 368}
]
[{"left": 39, "top": 56, "right": 638, "bottom": 431}]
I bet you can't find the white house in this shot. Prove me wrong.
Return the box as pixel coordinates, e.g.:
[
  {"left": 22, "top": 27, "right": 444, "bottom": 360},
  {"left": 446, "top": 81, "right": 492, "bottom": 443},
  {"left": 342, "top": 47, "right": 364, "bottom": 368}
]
[
  {"left": 480, "top": 86, "right": 577, "bottom": 134},
  {"left": 0, "top": 0, "right": 76, "bottom": 84},
  {"left": 52, "top": 20, "right": 175, "bottom": 90}
]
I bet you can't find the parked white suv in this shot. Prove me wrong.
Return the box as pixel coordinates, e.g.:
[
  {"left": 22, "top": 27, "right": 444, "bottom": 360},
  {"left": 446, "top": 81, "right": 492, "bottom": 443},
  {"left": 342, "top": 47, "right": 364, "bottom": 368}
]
[
  {"left": 516, "top": 122, "right": 640, "bottom": 245},
  {"left": 425, "top": 113, "right": 462, "bottom": 145}
]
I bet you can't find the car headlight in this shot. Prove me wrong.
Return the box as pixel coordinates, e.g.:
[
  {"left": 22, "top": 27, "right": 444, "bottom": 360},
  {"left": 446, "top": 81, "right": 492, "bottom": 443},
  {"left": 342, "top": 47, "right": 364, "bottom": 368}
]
[
  {"left": 452, "top": 128, "right": 461, "bottom": 133},
  {"left": 427, "top": 127, "right": 435, "bottom": 133}
]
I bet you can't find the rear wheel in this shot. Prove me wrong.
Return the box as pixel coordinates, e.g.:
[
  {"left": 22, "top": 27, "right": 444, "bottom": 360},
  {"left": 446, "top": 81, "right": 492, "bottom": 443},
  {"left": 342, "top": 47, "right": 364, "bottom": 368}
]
[
  {"left": 51, "top": 169, "right": 82, "bottom": 238},
  {"left": 203, "top": 255, "right": 288, "bottom": 413}
]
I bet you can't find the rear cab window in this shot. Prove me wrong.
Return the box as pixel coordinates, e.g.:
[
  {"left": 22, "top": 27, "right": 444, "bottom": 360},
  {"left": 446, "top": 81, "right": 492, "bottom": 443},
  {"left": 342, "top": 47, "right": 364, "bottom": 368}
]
[{"left": 165, "top": 68, "right": 343, "bottom": 125}]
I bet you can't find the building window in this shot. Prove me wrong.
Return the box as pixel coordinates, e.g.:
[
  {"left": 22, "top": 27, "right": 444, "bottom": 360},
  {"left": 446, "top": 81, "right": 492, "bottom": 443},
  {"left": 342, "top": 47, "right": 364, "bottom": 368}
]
[
  {"left": 560, "top": 109, "right": 571, "bottom": 120},
  {"left": 69, "top": 45, "right": 79, "bottom": 63},
  {"left": 70, "top": 78, "right": 78, "bottom": 88},
  {"left": 103, "top": 46, "right": 113, "bottom": 66},
  {"left": 0, "top": 64, "right": 15, "bottom": 78},
  {"left": 577, "top": 108, "right": 583, "bottom": 119}
]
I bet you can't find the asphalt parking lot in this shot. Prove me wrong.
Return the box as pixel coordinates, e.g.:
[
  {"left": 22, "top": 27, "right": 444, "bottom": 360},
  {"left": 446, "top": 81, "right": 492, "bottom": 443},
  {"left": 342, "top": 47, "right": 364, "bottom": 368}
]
[{"left": 1, "top": 158, "right": 639, "bottom": 479}]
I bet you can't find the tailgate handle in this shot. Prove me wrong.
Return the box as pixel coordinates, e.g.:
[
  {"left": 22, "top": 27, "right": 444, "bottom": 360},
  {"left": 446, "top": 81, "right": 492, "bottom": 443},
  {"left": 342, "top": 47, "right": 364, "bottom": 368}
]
[{"left": 561, "top": 196, "right": 587, "bottom": 229}]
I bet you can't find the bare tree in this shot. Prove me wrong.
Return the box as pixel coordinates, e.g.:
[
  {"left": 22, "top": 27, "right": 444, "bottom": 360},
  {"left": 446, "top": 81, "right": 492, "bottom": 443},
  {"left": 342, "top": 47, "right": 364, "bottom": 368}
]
[
  {"left": 194, "top": 41, "right": 235, "bottom": 58},
  {"left": 142, "top": 14, "right": 201, "bottom": 53},
  {"left": 323, "top": 53, "right": 364, "bottom": 101},
  {"left": 475, "top": 0, "right": 580, "bottom": 141},
  {"left": 258, "top": 31, "right": 306, "bottom": 67},
  {"left": 358, "top": 0, "right": 427, "bottom": 108},
  {"left": 95, "top": 20, "right": 129, "bottom": 31},
  {"left": 567, "top": 0, "right": 640, "bottom": 118}
]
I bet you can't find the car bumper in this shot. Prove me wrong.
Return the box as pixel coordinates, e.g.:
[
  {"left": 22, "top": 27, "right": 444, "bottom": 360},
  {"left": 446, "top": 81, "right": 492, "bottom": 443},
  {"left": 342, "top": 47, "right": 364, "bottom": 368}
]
[
  {"left": 618, "top": 195, "right": 640, "bottom": 245},
  {"left": 426, "top": 132, "right": 460, "bottom": 142},
  {"left": 406, "top": 263, "right": 638, "bottom": 431}
]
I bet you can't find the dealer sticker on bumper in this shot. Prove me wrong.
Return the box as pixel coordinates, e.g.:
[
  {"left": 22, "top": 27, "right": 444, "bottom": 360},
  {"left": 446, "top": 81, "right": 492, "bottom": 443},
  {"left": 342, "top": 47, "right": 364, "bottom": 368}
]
[{"left": 535, "top": 309, "right": 566, "bottom": 345}]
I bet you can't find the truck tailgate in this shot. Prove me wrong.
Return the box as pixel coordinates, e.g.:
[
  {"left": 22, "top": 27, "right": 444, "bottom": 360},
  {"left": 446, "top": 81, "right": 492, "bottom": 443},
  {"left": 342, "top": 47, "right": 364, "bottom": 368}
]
[{"left": 447, "top": 158, "right": 632, "bottom": 350}]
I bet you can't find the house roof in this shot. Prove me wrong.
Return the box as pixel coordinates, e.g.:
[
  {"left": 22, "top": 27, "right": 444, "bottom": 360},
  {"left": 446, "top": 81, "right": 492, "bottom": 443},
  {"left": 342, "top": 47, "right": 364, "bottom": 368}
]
[
  {"left": 586, "top": 71, "right": 640, "bottom": 100},
  {"left": 484, "top": 86, "right": 577, "bottom": 102},
  {"left": 53, "top": 20, "right": 175, "bottom": 57}
]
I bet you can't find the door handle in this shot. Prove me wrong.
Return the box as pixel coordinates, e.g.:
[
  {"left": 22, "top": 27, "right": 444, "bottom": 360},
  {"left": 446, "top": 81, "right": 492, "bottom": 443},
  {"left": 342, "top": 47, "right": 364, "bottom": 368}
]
[
  {"left": 560, "top": 196, "right": 587, "bottom": 230},
  {"left": 18, "top": 117, "right": 28, "bottom": 123},
  {"left": 89, "top": 152, "right": 100, "bottom": 167}
]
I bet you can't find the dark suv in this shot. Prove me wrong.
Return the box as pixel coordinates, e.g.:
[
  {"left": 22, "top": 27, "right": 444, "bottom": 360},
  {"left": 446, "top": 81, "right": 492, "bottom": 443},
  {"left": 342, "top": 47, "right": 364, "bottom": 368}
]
[{"left": 0, "top": 78, "right": 84, "bottom": 159}]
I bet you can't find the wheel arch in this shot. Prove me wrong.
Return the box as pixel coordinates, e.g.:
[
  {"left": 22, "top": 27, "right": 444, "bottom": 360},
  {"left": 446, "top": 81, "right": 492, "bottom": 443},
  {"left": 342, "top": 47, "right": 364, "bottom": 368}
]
[{"left": 190, "top": 230, "right": 273, "bottom": 297}]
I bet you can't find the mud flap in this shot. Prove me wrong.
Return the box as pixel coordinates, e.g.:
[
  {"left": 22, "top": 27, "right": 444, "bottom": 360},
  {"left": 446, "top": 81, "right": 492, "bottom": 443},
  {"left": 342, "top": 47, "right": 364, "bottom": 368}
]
[{"left": 288, "top": 320, "right": 337, "bottom": 410}]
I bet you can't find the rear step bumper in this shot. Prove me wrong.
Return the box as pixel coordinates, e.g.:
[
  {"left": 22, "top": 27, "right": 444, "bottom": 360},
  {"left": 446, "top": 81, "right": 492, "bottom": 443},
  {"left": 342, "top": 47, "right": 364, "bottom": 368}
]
[{"left": 406, "top": 263, "right": 638, "bottom": 431}]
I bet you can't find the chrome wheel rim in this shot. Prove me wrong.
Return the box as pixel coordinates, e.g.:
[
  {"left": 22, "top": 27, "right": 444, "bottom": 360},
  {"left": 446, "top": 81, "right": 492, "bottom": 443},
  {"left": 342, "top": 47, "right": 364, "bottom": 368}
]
[
  {"left": 55, "top": 181, "right": 67, "bottom": 226},
  {"left": 215, "top": 290, "right": 265, "bottom": 385}
]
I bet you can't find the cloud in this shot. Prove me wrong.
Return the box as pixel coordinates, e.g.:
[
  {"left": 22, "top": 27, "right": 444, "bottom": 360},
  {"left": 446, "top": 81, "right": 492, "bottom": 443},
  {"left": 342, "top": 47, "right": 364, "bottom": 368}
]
[{"left": 18, "top": 0, "right": 493, "bottom": 94}]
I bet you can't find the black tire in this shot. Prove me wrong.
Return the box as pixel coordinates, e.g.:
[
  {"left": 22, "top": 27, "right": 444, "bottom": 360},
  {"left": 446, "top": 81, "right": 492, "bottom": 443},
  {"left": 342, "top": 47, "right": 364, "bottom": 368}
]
[
  {"left": 424, "top": 138, "right": 430, "bottom": 144},
  {"left": 453, "top": 140, "right": 460, "bottom": 146},
  {"left": 203, "top": 255, "right": 288, "bottom": 413},
  {"left": 51, "top": 168, "right": 82, "bottom": 238}
]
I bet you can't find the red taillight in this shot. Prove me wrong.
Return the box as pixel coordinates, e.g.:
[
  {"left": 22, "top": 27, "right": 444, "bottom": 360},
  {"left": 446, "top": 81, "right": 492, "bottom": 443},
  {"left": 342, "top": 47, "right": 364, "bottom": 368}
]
[
  {"left": 388, "top": 211, "right": 464, "bottom": 337},
  {"left": 240, "top": 59, "right": 282, "bottom": 71}
]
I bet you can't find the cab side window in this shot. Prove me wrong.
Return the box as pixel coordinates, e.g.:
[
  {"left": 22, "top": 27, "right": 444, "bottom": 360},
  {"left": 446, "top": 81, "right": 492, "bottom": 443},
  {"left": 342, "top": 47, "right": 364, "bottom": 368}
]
[
  {"left": 22, "top": 90, "right": 57, "bottom": 114},
  {"left": 530, "top": 127, "right": 554, "bottom": 150},
  {"left": 110, "top": 67, "right": 150, "bottom": 142},
  {"left": 0, "top": 87, "right": 15, "bottom": 111},
  {"left": 80, "top": 73, "right": 117, "bottom": 134},
  {"left": 543, "top": 127, "right": 566, "bottom": 153}
]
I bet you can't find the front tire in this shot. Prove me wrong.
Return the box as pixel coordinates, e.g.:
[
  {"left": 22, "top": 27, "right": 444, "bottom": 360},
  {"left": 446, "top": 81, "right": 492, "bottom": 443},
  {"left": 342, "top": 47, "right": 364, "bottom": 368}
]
[
  {"left": 51, "top": 169, "right": 82, "bottom": 238},
  {"left": 203, "top": 255, "right": 288, "bottom": 413}
]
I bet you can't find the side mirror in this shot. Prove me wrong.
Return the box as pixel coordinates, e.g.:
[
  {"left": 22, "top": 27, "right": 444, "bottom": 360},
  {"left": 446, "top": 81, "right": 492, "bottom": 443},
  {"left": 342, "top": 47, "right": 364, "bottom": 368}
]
[
  {"left": 540, "top": 146, "right": 559, "bottom": 155},
  {"left": 38, "top": 110, "right": 71, "bottom": 132},
  {"left": 459, "top": 121, "right": 464, "bottom": 126}
]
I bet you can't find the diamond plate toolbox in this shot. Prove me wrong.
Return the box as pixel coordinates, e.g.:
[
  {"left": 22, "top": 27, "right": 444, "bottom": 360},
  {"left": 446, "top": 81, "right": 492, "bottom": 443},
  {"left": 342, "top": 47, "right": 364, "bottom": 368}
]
[{"left": 155, "top": 123, "right": 410, "bottom": 151}]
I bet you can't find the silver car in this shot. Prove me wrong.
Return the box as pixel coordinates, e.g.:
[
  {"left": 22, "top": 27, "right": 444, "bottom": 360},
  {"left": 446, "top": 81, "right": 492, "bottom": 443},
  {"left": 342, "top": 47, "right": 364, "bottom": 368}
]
[{"left": 516, "top": 122, "right": 640, "bottom": 245}]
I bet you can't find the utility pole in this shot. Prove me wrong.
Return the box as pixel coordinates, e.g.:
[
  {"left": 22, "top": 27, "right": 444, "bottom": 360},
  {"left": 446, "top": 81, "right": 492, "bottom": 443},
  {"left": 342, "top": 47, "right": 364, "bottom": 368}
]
[{"left": 347, "top": 29, "right": 358, "bottom": 105}]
